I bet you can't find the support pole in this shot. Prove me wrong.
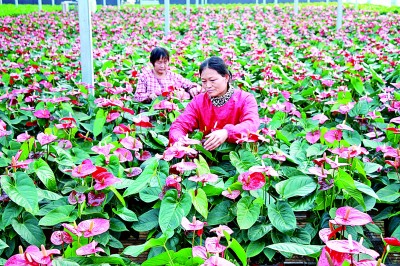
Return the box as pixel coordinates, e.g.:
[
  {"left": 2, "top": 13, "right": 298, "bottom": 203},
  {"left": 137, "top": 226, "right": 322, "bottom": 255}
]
[
  {"left": 38, "top": 0, "right": 42, "bottom": 11},
  {"left": 117, "top": 0, "right": 120, "bottom": 10},
  {"left": 336, "top": 0, "right": 343, "bottom": 32},
  {"left": 186, "top": 0, "right": 190, "bottom": 17},
  {"left": 164, "top": 0, "right": 170, "bottom": 36},
  {"left": 294, "top": 0, "right": 298, "bottom": 15},
  {"left": 15, "top": 0, "right": 18, "bottom": 7},
  {"left": 196, "top": 0, "right": 198, "bottom": 8},
  {"left": 51, "top": 0, "right": 54, "bottom": 6},
  {"left": 103, "top": 0, "right": 106, "bottom": 7},
  {"left": 78, "top": 0, "right": 95, "bottom": 94}
]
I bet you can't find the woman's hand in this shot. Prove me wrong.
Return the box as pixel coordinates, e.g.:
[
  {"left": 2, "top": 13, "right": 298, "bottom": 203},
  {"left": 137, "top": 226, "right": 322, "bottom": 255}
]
[
  {"left": 204, "top": 129, "right": 228, "bottom": 151},
  {"left": 188, "top": 85, "right": 203, "bottom": 98}
]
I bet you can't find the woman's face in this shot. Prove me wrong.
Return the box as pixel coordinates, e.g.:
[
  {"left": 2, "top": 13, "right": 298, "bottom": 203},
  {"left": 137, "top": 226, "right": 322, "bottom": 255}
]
[
  {"left": 153, "top": 57, "right": 169, "bottom": 76},
  {"left": 201, "top": 68, "right": 229, "bottom": 98}
]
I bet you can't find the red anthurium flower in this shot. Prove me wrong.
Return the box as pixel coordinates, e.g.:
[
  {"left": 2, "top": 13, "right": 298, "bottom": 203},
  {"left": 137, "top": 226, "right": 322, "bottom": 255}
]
[
  {"left": 135, "top": 150, "right": 152, "bottom": 161},
  {"left": 37, "top": 132, "right": 57, "bottom": 146},
  {"left": 386, "top": 127, "right": 400, "bottom": 134},
  {"left": 87, "top": 191, "right": 106, "bottom": 206},
  {"left": 324, "top": 129, "right": 342, "bottom": 143},
  {"left": 384, "top": 237, "right": 400, "bottom": 246},
  {"left": 68, "top": 190, "right": 86, "bottom": 205},
  {"left": 132, "top": 115, "right": 153, "bottom": 128},
  {"left": 106, "top": 110, "right": 120, "bottom": 123},
  {"left": 170, "top": 161, "right": 197, "bottom": 173},
  {"left": 28, "top": 245, "right": 60, "bottom": 265},
  {"left": 331, "top": 206, "right": 373, "bottom": 226},
  {"left": 238, "top": 171, "right": 265, "bottom": 191},
  {"left": 312, "top": 113, "right": 329, "bottom": 124},
  {"left": 113, "top": 124, "right": 131, "bottom": 134},
  {"left": 120, "top": 136, "right": 143, "bottom": 151},
  {"left": 210, "top": 225, "right": 233, "bottom": 238},
  {"left": 205, "top": 237, "right": 227, "bottom": 254},
  {"left": 77, "top": 218, "right": 110, "bottom": 237},
  {"left": 50, "top": 231, "right": 73, "bottom": 245},
  {"left": 385, "top": 158, "right": 400, "bottom": 170},
  {"left": 76, "top": 241, "right": 104, "bottom": 256},
  {"left": 306, "top": 130, "right": 321, "bottom": 144},
  {"left": 71, "top": 159, "right": 97, "bottom": 178},
  {"left": 55, "top": 117, "right": 76, "bottom": 129},
  {"left": 222, "top": 189, "right": 241, "bottom": 200},
  {"left": 181, "top": 216, "right": 204, "bottom": 231},
  {"left": 92, "top": 168, "right": 121, "bottom": 190},
  {"left": 16, "top": 132, "right": 31, "bottom": 142},
  {"left": 203, "top": 255, "right": 235, "bottom": 266},
  {"left": 114, "top": 148, "right": 133, "bottom": 163},
  {"left": 121, "top": 107, "right": 135, "bottom": 115},
  {"left": 192, "top": 246, "right": 207, "bottom": 260},
  {"left": 33, "top": 109, "right": 51, "bottom": 119},
  {"left": 318, "top": 246, "right": 352, "bottom": 266},
  {"left": 91, "top": 143, "right": 115, "bottom": 156},
  {"left": 124, "top": 167, "right": 142, "bottom": 177}
]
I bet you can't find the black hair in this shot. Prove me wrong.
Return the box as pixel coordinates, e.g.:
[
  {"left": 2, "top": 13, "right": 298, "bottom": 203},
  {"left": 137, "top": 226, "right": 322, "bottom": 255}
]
[
  {"left": 150, "top": 47, "right": 170, "bottom": 65},
  {"left": 199, "top": 56, "right": 232, "bottom": 87}
]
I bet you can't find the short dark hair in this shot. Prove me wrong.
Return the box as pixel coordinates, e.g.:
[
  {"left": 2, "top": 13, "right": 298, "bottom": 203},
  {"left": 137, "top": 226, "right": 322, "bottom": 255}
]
[
  {"left": 199, "top": 57, "right": 232, "bottom": 86},
  {"left": 150, "top": 47, "right": 170, "bottom": 65}
]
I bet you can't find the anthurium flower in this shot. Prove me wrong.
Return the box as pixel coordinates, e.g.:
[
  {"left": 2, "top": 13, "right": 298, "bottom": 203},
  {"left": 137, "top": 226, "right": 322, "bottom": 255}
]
[
  {"left": 238, "top": 171, "right": 265, "bottom": 190},
  {"left": 331, "top": 206, "right": 373, "bottom": 226},
  {"left": 58, "top": 139, "right": 72, "bottom": 149},
  {"left": 120, "top": 136, "right": 143, "bottom": 151},
  {"left": 92, "top": 168, "right": 121, "bottom": 190},
  {"left": 306, "top": 130, "right": 321, "bottom": 144},
  {"left": 176, "top": 135, "right": 201, "bottom": 146},
  {"left": 106, "top": 110, "right": 120, "bottom": 123},
  {"left": 27, "top": 245, "right": 60, "bottom": 265},
  {"left": 249, "top": 164, "right": 279, "bottom": 177},
  {"left": 76, "top": 241, "right": 104, "bottom": 256},
  {"left": 203, "top": 255, "right": 235, "bottom": 266},
  {"left": 10, "top": 150, "right": 33, "bottom": 170},
  {"left": 338, "top": 102, "right": 355, "bottom": 114},
  {"left": 309, "top": 166, "right": 328, "bottom": 178},
  {"left": 91, "top": 143, "right": 115, "bottom": 156},
  {"left": 319, "top": 225, "right": 346, "bottom": 243},
  {"left": 312, "top": 113, "right": 329, "bottom": 124},
  {"left": 132, "top": 115, "right": 153, "bottom": 128},
  {"left": 113, "top": 124, "right": 131, "bottom": 134},
  {"left": 170, "top": 161, "right": 197, "bottom": 173},
  {"left": 384, "top": 237, "right": 400, "bottom": 246},
  {"left": 222, "top": 189, "right": 240, "bottom": 200},
  {"left": 135, "top": 150, "right": 152, "bottom": 161},
  {"left": 124, "top": 167, "right": 142, "bottom": 177},
  {"left": 33, "top": 109, "right": 51, "bottom": 119},
  {"left": 87, "top": 191, "right": 106, "bottom": 206},
  {"left": 77, "top": 218, "right": 110, "bottom": 237},
  {"left": 189, "top": 173, "right": 218, "bottom": 183},
  {"left": 337, "top": 123, "right": 354, "bottom": 131},
  {"left": 326, "top": 236, "right": 379, "bottom": 258},
  {"left": 0, "top": 119, "right": 12, "bottom": 137},
  {"left": 153, "top": 100, "right": 179, "bottom": 112},
  {"left": 37, "top": 132, "right": 57, "bottom": 146},
  {"left": 192, "top": 246, "right": 207, "bottom": 260},
  {"left": 5, "top": 246, "right": 42, "bottom": 266},
  {"left": 50, "top": 231, "right": 73, "bottom": 245},
  {"left": 324, "top": 129, "right": 342, "bottom": 143},
  {"left": 205, "top": 237, "right": 227, "bottom": 254},
  {"left": 71, "top": 159, "right": 97, "bottom": 178},
  {"left": 390, "top": 117, "right": 400, "bottom": 124},
  {"left": 210, "top": 225, "right": 233, "bottom": 238},
  {"left": 114, "top": 148, "right": 133, "bottom": 162},
  {"left": 16, "top": 132, "right": 31, "bottom": 142},
  {"left": 181, "top": 216, "right": 204, "bottom": 231},
  {"left": 55, "top": 117, "right": 76, "bottom": 129},
  {"left": 62, "top": 222, "right": 82, "bottom": 237},
  {"left": 68, "top": 190, "right": 85, "bottom": 205},
  {"left": 318, "top": 246, "right": 351, "bottom": 266}
]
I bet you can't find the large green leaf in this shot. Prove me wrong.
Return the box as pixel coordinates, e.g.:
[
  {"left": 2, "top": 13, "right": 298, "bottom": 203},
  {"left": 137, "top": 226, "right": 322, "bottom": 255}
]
[
  {"left": 159, "top": 190, "right": 192, "bottom": 232},
  {"left": 229, "top": 150, "right": 258, "bottom": 173},
  {"left": 275, "top": 176, "right": 317, "bottom": 199},
  {"left": 207, "top": 200, "right": 235, "bottom": 226},
  {"left": 37, "top": 188, "right": 63, "bottom": 201},
  {"left": 354, "top": 181, "right": 379, "bottom": 200},
  {"left": 1, "top": 202, "right": 23, "bottom": 230},
  {"left": 306, "top": 144, "right": 327, "bottom": 157},
  {"left": 189, "top": 188, "right": 208, "bottom": 219},
  {"left": 39, "top": 205, "right": 77, "bottom": 226},
  {"left": 112, "top": 206, "right": 138, "bottom": 222},
  {"left": 139, "top": 187, "right": 162, "bottom": 203},
  {"left": 268, "top": 201, "right": 296, "bottom": 234},
  {"left": 228, "top": 238, "right": 247, "bottom": 266},
  {"left": 376, "top": 184, "right": 400, "bottom": 203},
  {"left": 350, "top": 76, "right": 365, "bottom": 95},
  {"left": 194, "top": 155, "right": 211, "bottom": 176},
  {"left": 11, "top": 213, "right": 45, "bottom": 246},
  {"left": 132, "top": 209, "right": 159, "bottom": 232},
  {"left": 335, "top": 169, "right": 366, "bottom": 210},
  {"left": 248, "top": 224, "right": 273, "bottom": 241},
  {"left": 267, "top": 243, "right": 323, "bottom": 257},
  {"left": 0, "top": 239, "right": 8, "bottom": 249},
  {"left": 1, "top": 172, "right": 38, "bottom": 214},
  {"left": 123, "top": 236, "right": 167, "bottom": 257},
  {"left": 246, "top": 240, "right": 265, "bottom": 258},
  {"left": 93, "top": 108, "right": 106, "bottom": 138},
  {"left": 343, "top": 130, "right": 362, "bottom": 146},
  {"left": 123, "top": 158, "right": 159, "bottom": 197},
  {"left": 237, "top": 197, "right": 262, "bottom": 230},
  {"left": 33, "top": 158, "right": 57, "bottom": 191}
]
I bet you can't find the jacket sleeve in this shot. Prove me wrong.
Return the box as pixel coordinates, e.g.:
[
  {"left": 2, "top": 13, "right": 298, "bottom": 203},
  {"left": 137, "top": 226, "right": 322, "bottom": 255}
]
[
  {"left": 223, "top": 94, "right": 260, "bottom": 143},
  {"left": 133, "top": 73, "right": 150, "bottom": 102},
  {"left": 169, "top": 100, "right": 199, "bottom": 144}
]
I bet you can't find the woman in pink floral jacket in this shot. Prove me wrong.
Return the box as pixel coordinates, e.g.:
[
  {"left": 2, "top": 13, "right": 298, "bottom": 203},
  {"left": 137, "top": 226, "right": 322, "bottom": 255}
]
[
  {"left": 133, "top": 47, "right": 202, "bottom": 103},
  {"left": 169, "top": 56, "right": 260, "bottom": 151}
]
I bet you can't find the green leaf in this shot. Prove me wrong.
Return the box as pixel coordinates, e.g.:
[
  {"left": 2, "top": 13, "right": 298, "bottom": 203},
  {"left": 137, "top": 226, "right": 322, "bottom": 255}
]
[
  {"left": 1, "top": 172, "right": 38, "bottom": 214},
  {"left": 354, "top": 181, "right": 379, "bottom": 200},
  {"left": 267, "top": 243, "right": 323, "bottom": 257},
  {"left": 364, "top": 162, "right": 382, "bottom": 174},
  {"left": 208, "top": 200, "right": 235, "bottom": 226},
  {"left": 113, "top": 206, "right": 138, "bottom": 222},
  {"left": 11, "top": 213, "right": 45, "bottom": 246},
  {"left": 350, "top": 76, "right": 365, "bottom": 95},
  {"left": 0, "top": 239, "right": 9, "bottom": 249},
  {"left": 348, "top": 100, "right": 369, "bottom": 117},
  {"left": 248, "top": 224, "right": 273, "bottom": 241},
  {"left": 229, "top": 150, "right": 258, "bottom": 174},
  {"left": 159, "top": 190, "right": 192, "bottom": 232},
  {"left": 369, "top": 65, "right": 384, "bottom": 84},
  {"left": 33, "top": 158, "right": 57, "bottom": 191},
  {"left": 123, "top": 236, "right": 167, "bottom": 257},
  {"left": 52, "top": 259, "right": 80, "bottom": 266},
  {"left": 109, "top": 186, "right": 126, "bottom": 207},
  {"left": 246, "top": 240, "right": 265, "bottom": 258},
  {"left": 275, "top": 176, "right": 317, "bottom": 199},
  {"left": 123, "top": 158, "right": 159, "bottom": 197},
  {"left": 343, "top": 130, "right": 362, "bottom": 146},
  {"left": 39, "top": 205, "right": 77, "bottom": 226},
  {"left": 376, "top": 184, "right": 400, "bottom": 203},
  {"left": 93, "top": 109, "right": 106, "bottom": 138},
  {"left": 37, "top": 188, "right": 63, "bottom": 201},
  {"left": 1, "top": 202, "right": 23, "bottom": 230},
  {"left": 228, "top": 238, "right": 247, "bottom": 266},
  {"left": 194, "top": 155, "right": 211, "bottom": 176},
  {"left": 189, "top": 188, "right": 208, "bottom": 219},
  {"left": 110, "top": 218, "right": 128, "bottom": 232},
  {"left": 194, "top": 145, "right": 218, "bottom": 162},
  {"left": 132, "top": 209, "right": 159, "bottom": 232},
  {"left": 139, "top": 187, "right": 162, "bottom": 203},
  {"left": 268, "top": 201, "right": 296, "bottom": 234},
  {"left": 335, "top": 169, "right": 366, "bottom": 210},
  {"left": 306, "top": 144, "right": 327, "bottom": 157},
  {"left": 237, "top": 196, "right": 262, "bottom": 230}
]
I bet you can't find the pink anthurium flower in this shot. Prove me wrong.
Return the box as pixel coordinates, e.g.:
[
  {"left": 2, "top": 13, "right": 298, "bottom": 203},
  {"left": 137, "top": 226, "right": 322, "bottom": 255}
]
[
  {"left": 324, "top": 129, "right": 342, "bottom": 143},
  {"left": 188, "top": 173, "right": 218, "bottom": 183},
  {"left": 16, "top": 132, "right": 31, "bottom": 142},
  {"left": 306, "top": 130, "right": 321, "bottom": 144},
  {"left": 27, "top": 245, "right": 60, "bottom": 265},
  {"left": 249, "top": 163, "right": 279, "bottom": 177},
  {"left": 222, "top": 189, "right": 241, "bottom": 200},
  {"left": 10, "top": 150, "right": 33, "bottom": 170},
  {"left": 238, "top": 171, "right": 265, "bottom": 191},
  {"left": 176, "top": 135, "right": 201, "bottom": 146},
  {"left": 71, "top": 159, "right": 97, "bottom": 178},
  {"left": 326, "top": 235, "right": 379, "bottom": 258},
  {"left": 337, "top": 123, "right": 354, "bottom": 131},
  {"left": 331, "top": 206, "right": 373, "bottom": 226},
  {"left": 55, "top": 117, "right": 76, "bottom": 129},
  {"left": 50, "top": 231, "right": 73, "bottom": 245},
  {"left": 58, "top": 139, "right": 72, "bottom": 149},
  {"left": 389, "top": 117, "right": 400, "bottom": 124},
  {"left": 113, "top": 124, "right": 131, "bottom": 134},
  {"left": 91, "top": 144, "right": 115, "bottom": 156},
  {"left": 5, "top": 246, "right": 39, "bottom": 266},
  {"left": 170, "top": 161, "right": 197, "bottom": 173},
  {"left": 106, "top": 110, "right": 120, "bottom": 123},
  {"left": 0, "top": 119, "right": 12, "bottom": 137},
  {"left": 33, "top": 109, "right": 50, "bottom": 119},
  {"left": 87, "top": 191, "right": 106, "bottom": 206},
  {"left": 120, "top": 136, "right": 143, "bottom": 151},
  {"left": 192, "top": 246, "right": 207, "bottom": 260},
  {"left": 181, "top": 216, "right": 204, "bottom": 231},
  {"left": 318, "top": 246, "right": 352, "bottom": 266},
  {"left": 68, "top": 190, "right": 86, "bottom": 205},
  {"left": 62, "top": 222, "right": 82, "bottom": 237},
  {"left": 114, "top": 148, "right": 133, "bottom": 162},
  {"left": 132, "top": 115, "right": 153, "bottom": 128},
  {"left": 124, "top": 167, "right": 142, "bottom": 177},
  {"left": 210, "top": 225, "right": 233, "bottom": 238},
  {"left": 76, "top": 241, "right": 104, "bottom": 256},
  {"left": 77, "top": 218, "right": 110, "bottom": 237},
  {"left": 312, "top": 113, "right": 329, "bottom": 124},
  {"left": 92, "top": 167, "right": 121, "bottom": 190},
  {"left": 153, "top": 100, "right": 179, "bottom": 112},
  {"left": 354, "top": 260, "right": 385, "bottom": 266},
  {"left": 205, "top": 237, "right": 227, "bottom": 254},
  {"left": 37, "top": 132, "right": 57, "bottom": 146},
  {"left": 203, "top": 255, "right": 235, "bottom": 266},
  {"left": 135, "top": 150, "right": 152, "bottom": 161}
]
